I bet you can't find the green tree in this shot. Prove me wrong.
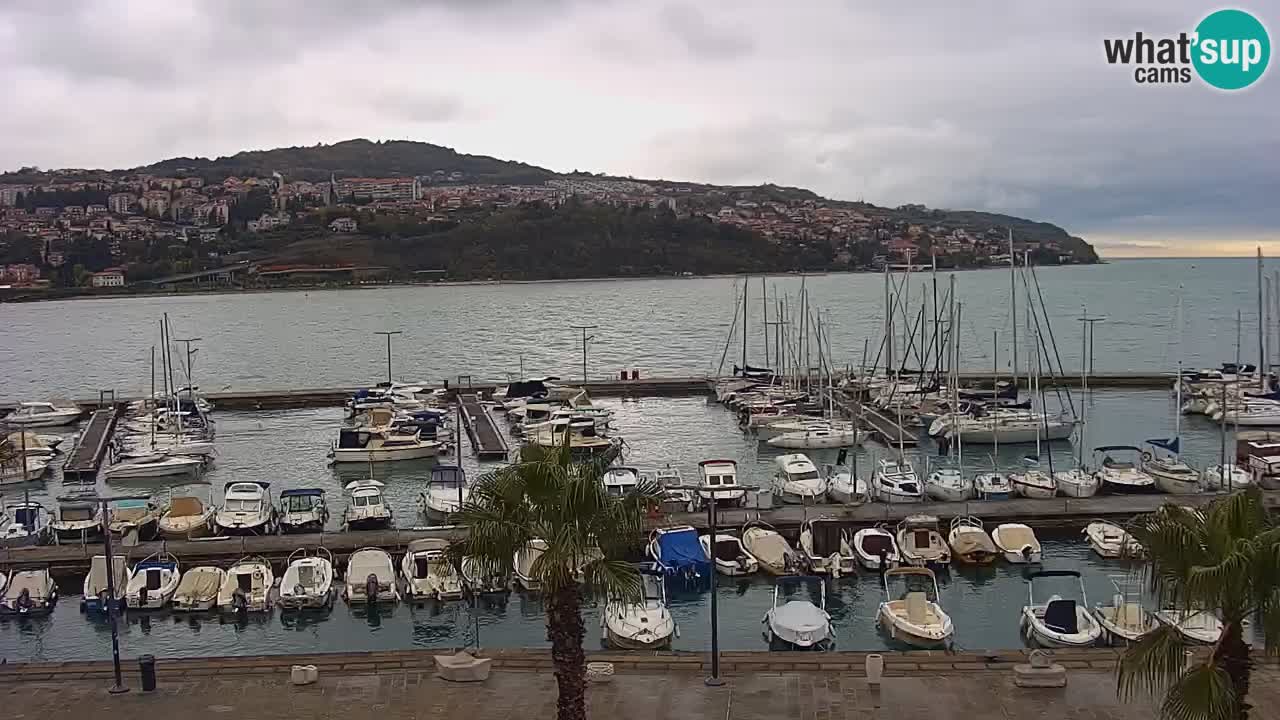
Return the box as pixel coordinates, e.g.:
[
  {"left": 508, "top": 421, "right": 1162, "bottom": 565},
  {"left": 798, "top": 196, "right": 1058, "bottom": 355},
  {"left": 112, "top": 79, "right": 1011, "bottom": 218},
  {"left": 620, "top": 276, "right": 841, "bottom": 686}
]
[
  {"left": 1118, "top": 489, "right": 1280, "bottom": 720},
  {"left": 453, "top": 440, "right": 661, "bottom": 720}
]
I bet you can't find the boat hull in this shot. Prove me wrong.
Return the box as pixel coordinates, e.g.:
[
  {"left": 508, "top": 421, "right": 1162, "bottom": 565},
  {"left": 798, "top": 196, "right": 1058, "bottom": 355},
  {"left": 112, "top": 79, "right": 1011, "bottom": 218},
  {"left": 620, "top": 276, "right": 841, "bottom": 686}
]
[
  {"left": 157, "top": 519, "right": 213, "bottom": 540},
  {"left": 1151, "top": 472, "right": 1202, "bottom": 495},
  {"left": 953, "top": 423, "right": 1074, "bottom": 444},
  {"left": 332, "top": 445, "right": 439, "bottom": 463},
  {"left": 604, "top": 626, "right": 674, "bottom": 650},
  {"left": 925, "top": 484, "right": 971, "bottom": 502},
  {"left": 878, "top": 610, "right": 951, "bottom": 649},
  {"left": 52, "top": 525, "right": 102, "bottom": 543}
]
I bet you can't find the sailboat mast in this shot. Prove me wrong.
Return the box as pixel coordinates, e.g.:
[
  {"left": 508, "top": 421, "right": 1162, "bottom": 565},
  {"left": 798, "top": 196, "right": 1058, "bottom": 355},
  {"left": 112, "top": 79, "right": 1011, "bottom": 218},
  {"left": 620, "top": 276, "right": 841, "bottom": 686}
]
[
  {"left": 955, "top": 302, "right": 963, "bottom": 472},
  {"left": 1079, "top": 310, "right": 1087, "bottom": 468},
  {"left": 1174, "top": 293, "right": 1183, "bottom": 457},
  {"left": 1258, "top": 248, "right": 1266, "bottom": 392},
  {"left": 761, "top": 276, "right": 769, "bottom": 369},
  {"left": 150, "top": 344, "right": 157, "bottom": 449},
  {"left": 1009, "top": 229, "right": 1018, "bottom": 385},
  {"left": 992, "top": 331, "right": 1000, "bottom": 468},
  {"left": 742, "top": 274, "right": 749, "bottom": 372},
  {"left": 884, "top": 265, "right": 893, "bottom": 373}
]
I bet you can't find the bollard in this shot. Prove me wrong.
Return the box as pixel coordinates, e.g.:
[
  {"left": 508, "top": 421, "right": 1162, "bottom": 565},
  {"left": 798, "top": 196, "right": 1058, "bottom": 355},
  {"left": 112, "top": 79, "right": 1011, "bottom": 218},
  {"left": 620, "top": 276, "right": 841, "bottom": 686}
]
[{"left": 139, "top": 654, "right": 157, "bottom": 692}]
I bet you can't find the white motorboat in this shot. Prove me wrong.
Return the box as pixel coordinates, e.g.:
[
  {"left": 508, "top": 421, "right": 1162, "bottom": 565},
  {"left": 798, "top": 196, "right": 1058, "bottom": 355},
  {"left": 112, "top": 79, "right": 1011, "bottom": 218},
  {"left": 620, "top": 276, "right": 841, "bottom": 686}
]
[
  {"left": 1155, "top": 609, "right": 1223, "bottom": 644},
  {"left": 107, "top": 498, "right": 160, "bottom": 539},
  {"left": 343, "top": 479, "right": 392, "bottom": 530},
  {"left": 344, "top": 547, "right": 399, "bottom": 604},
  {"left": 119, "top": 436, "right": 216, "bottom": 459},
  {"left": 762, "top": 575, "right": 833, "bottom": 650},
  {"left": 925, "top": 466, "right": 972, "bottom": 502},
  {"left": 1083, "top": 521, "right": 1142, "bottom": 559},
  {"left": 1145, "top": 453, "right": 1201, "bottom": 495},
  {"left": 698, "top": 532, "right": 758, "bottom": 576},
  {"left": 461, "top": 556, "right": 510, "bottom": 594},
  {"left": 602, "top": 563, "right": 678, "bottom": 650},
  {"left": 1, "top": 501, "right": 49, "bottom": 547},
  {"left": 157, "top": 494, "right": 215, "bottom": 539},
  {"left": 946, "top": 412, "right": 1074, "bottom": 444},
  {"left": 1093, "top": 579, "right": 1158, "bottom": 646},
  {"left": 878, "top": 567, "right": 954, "bottom": 648},
  {"left": 1020, "top": 570, "right": 1103, "bottom": 648},
  {"left": 798, "top": 518, "right": 858, "bottom": 577},
  {"left": 215, "top": 481, "right": 276, "bottom": 535},
  {"left": 526, "top": 417, "right": 616, "bottom": 456},
  {"left": 1, "top": 431, "right": 59, "bottom": 457},
  {"left": 1219, "top": 401, "right": 1280, "bottom": 426},
  {"left": 896, "top": 515, "right": 950, "bottom": 568},
  {"left": 513, "top": 538, "right": 548, "bottom": 591},
  {"left": 602, "top": 466, "right": 640, "bottom": 497},
  {"left": 771, "top": 454, "right": 827, "bottom": 504},
  {"left": 654, "top": 465, "right": 695, "bottom": 512},
  {"left": 173, "top": 566, "right": 226, "bottom": 611},
  {"left": 50, "top": 497, "right": 102, "bottom": 543},
  {"left": 0, "top": 568, "right": 57, "bottom": 616},
  {"left": 81, "top": 554, "right": 127, "bottom": 613},
  {"left": 742, "top": 521, "right": 801, "bottom": 576},
  {"left": 1053, "top": 468, "right": 1099, "bottom": 498},
  {"left": 402, "top": 538, "right": 463, "bottom": 601},
  {"left": 992, "top": 523, "right": 1043, "bottom": 563},
  {"left": 102, "top": 453, "right": 204, "bottom": 481},
  {"left": 419, "top": 465, "right": 468, "bottom": 520},
  {"left": 278, "top": 488, "right": 329, "bottom": 533},
  {"left": 0, "top": 456, "right": 49, "bottom": 485},
  {"left": 1010, "top": 467, "right": 1056, "bottom": 499},
  {"left": 766, "top": 425, "right": 859, "bottom": 449},
  {"left": 947, "top": 516, "right": 999, "bottom": 565},
  {"left": 1093, "top": 446, "right": 1157, "bottom": 494},
  {"left": 218, "top": 556, "right": 274, "bottom": 613},
  {"left": 758, "top": 418, "right": 843, "bottom": 440},
  {"left": 331, "top": 407, "right": 442, "bottom": 463},
  {"left": 872, "top": 458, "right": 923, "bottom": 503},
  {"left": 823, "top": 456, "right": 868, "bottom": 504},
  {"left": 1202, "top": 463, "right": 1253, "bottom": 490},
  {"left": 852, "top": 526, "right": 900, "bottom": 571},
  {"left": 3, "top": 401, "right": 82, "bottom": 427},
  {"left": 125, "top": 552, "right": 180, "bottom": 609},
  {"left": 278, "top": 548, "right": 336, "bottom": 610},
  {"left": 973, "top": 471, "right": 1013, "bottom": 500},
  {"left": 697, "top": 459, "right": 746, "bottom": 506}
]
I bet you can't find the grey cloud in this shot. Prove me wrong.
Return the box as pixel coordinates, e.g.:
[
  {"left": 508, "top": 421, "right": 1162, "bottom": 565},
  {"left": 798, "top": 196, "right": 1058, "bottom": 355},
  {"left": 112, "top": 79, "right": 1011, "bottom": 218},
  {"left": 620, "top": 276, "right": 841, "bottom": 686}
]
[{"left": 658, "top": 2, "right": 753, "bottom": 60}]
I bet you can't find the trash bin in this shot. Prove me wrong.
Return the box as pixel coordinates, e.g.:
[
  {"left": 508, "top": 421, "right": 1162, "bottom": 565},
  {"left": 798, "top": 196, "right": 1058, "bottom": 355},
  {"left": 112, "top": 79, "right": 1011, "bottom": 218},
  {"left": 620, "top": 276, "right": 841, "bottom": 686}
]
[{"left": 139, "top": 654, "right": 157, "bottom": 692}]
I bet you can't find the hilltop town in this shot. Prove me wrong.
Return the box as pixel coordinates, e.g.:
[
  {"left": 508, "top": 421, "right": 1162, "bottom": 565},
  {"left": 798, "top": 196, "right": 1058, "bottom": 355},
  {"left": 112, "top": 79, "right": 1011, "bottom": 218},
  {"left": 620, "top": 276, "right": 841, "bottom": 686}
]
[{"left": 0, "top": 139, "right": 1097, "bottom": 295}]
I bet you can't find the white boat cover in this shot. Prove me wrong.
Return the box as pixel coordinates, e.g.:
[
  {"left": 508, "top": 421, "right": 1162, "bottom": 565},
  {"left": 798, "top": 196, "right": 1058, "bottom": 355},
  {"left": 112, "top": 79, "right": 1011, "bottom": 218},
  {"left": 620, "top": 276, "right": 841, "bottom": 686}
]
[
  {"left": 743, "top": 528, "right": 791, "bottom": 568},
  {"left": 175, "top": 567, "right": 223, "bottom": 602},
  {"left": 994, "top": 525, "right": 1039, "bottom": 551},
  {"left": 950, "top": 532, "right": 997, "bottom": 557}
]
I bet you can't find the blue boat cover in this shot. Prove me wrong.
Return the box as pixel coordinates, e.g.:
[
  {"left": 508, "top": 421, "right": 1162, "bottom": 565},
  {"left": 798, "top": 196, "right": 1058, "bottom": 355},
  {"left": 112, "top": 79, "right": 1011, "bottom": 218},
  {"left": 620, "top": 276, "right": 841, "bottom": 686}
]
[
  {"left": 656, "top": 528, "right": 710, "bottom": 576},
  {"left": 280, "top": 488, "right": 325, "bottom": 497}
]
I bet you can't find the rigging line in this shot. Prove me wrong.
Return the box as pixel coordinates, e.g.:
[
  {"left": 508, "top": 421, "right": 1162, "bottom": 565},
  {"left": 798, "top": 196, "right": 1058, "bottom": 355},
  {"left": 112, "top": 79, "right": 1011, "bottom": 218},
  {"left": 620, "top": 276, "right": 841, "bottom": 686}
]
[{"left": 1027, "top": 262, "right": 1077, "bottom": 418}]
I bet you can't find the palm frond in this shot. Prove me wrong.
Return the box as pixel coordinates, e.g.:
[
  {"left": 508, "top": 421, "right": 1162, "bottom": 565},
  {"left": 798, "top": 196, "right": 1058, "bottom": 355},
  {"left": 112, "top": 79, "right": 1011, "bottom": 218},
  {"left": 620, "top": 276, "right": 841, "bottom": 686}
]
[
  {"left": 582, "top": 559, "right": 643, "bottom": 604},
  {"left": 1118, "top": 623, "right": 1192, "bottom": 700},
  {"left": 1159, "top": 662, "right": 1236, "bottom": 720},
  {"left": 1259, "top": 589, "right": 1280, "bottom": 656}
]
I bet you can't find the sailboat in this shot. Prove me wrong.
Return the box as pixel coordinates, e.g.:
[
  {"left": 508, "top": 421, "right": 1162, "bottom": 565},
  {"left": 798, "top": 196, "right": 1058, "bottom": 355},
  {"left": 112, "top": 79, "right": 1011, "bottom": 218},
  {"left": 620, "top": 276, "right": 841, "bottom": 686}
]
[
  {"left": 1146, "top": 296, "right": 1201, "bottom": 495},
  {"left": 1055, "top": 313, "right": 1100, "bottom": 498}
]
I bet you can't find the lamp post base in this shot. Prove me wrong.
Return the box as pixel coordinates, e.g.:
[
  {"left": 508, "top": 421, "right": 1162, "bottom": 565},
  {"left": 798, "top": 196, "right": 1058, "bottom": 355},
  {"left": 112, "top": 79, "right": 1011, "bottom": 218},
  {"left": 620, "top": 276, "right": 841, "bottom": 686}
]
[
  {"left": 108, "top": 685, "right": 130, "bottom": 695},
  {"left": 704, "top": 676, "right": 726, "bottom": 687}
]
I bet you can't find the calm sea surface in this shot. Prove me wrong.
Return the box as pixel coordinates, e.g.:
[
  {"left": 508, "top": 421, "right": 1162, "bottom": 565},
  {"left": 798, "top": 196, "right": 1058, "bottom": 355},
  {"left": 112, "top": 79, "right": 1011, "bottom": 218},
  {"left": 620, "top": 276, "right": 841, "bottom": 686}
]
[
  {"left": 0, "top": 390, "right": 1233, "bottom": 662},
  {"left": 0, "top": 258, "right": 1271, "bottom": 402}
]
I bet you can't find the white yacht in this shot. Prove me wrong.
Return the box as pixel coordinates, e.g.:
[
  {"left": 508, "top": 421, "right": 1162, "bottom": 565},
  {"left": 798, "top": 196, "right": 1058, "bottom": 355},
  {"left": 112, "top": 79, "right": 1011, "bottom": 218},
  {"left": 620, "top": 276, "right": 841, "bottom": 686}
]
[
  {"left": 157, "top": 493, "right": 216, "bottom": 540},
  {"left": 1021, "top": 570, "right": 1103, "bottom": 648},
  {"left": 526, "top": 417, "right": 616, "bottom": 456},
  {"left": 602, "top": 466, "right": 640, "bottom": 497},
  {"left": 102, "top": 453, "right": 204, "bottom": 481},
  {"left": 698, "top": 532, "right": 758, "bottom": 575},
  {"left": 1010, "top": 467, "right": 1057, "bottom": 499},
  {"left": 419, "top": 465, "right": 468, "bottom": 520},
  {"left": 344, "top": 547, "right": 400, "bottom": 604},
  {"left": 896, "top": 515, "right": 950, "bottom": 568},
  {"left": 3, "top": 402, "right": 82, "bottom": 427},
  {"left": 50, "top": 496, "right": 102, "bottom": 543},
  {"left": 766, "top": 424, "right": 859, "bottom": 450},
  {"left": 1084, "top": 520, "right": 1143, "bottom": 559},
  {"left": 1202, "top": 463, "right": 1252, "bottom": 490},
  {"left": 925, "top": 465, "right": 972, "bottom": 502},
  {"left": 125, "top": 552, "right": 180, "bottom": 609},
  {"left": 878, "top": 567, "right": 954, "bottom": 649},
  {"left": 852, "top": 526, "right": 900, "bottom": 571},
  {"left": 215, "top": 481, "right": 276, "bottom": 535},
  {"left": 218, "top": 556, "right": 274, "bottom": 613},
  {"left": 331, "top": 413, "right": 442, "bottom": 463},
  {"left": 1, "top": 501, "right": 49, "bottom": 547},
  {"left": 278, "top": 489, "right": 329, "bottom": 533},
  {"left": 0, "top": 568, "right": 57, "bottom": 616},
  {"left": 1155, "top": 609, "right": 1223, "bottom": 645},
  {"left": 1092, "top": 447, "right": 1157, "bottom": 494},
  {"left": 697, "top": 459, "right": 746, "bottom": 507},
  {"left": 798, "top": 518, "right": 858, "bottom": 576},
  {"left": 402, "top": 538, "right": 463, "bottom": 601},
  {"left": 1144, "top": 442, "right": 1201, "bottom": 495},
  {"left": 992, "top": 523, "right": 1042, "bottom": 563},
  {"left": 945, "top": 411, "right": 1074, "bottom": 444},
  {"left": 601, "top": 563, "right": 678, "bottom": 650},
  {"left": 343, "top": 480, "right": 392, "bottom": 530},
  {"left": 173, "top": 566, "right": 226, "bottom": 612},
  {"left": 823, "top": 457, "right": 867, "bottom": 505},
  {"left": 973, "top": 471, "right": 1013, "bottom": 500},
  {"left": 771, "top": 454, "right": 827, "bottom": 504},
  {"left": 762, "top": 576, "right": 833, "bottom": 650},
  {"left": 278, "top": 548, "right": 336, "bottom": 610},
  {"left": 1053, "top": 468, "right": 1100, "bottom": 498},
  {"left": 872, "top": 458, "right": 923, "bottom": 503}
]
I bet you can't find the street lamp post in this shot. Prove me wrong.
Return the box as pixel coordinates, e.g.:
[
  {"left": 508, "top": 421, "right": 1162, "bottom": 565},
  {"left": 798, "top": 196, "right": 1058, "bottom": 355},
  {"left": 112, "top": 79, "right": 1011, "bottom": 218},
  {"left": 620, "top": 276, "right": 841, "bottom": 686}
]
[
  {"left": 704, "top": 489, "right": 724, "bottom": 687},
  {"left": 375, "top": 331, "right": 402, "bottom": 385},
  {"left": 82, "top": 492, "right": 150, "bottom": 695},
  {"left": 570, "top": 325, "right": 597, "bottom": 384}
]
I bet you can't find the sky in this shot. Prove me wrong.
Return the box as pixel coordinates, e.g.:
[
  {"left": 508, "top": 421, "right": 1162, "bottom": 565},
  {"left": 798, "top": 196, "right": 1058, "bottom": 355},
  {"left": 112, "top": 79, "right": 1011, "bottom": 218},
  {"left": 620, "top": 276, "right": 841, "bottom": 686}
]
[{"left": 0, "top": 1, "right": 1276, "bottom": 257}]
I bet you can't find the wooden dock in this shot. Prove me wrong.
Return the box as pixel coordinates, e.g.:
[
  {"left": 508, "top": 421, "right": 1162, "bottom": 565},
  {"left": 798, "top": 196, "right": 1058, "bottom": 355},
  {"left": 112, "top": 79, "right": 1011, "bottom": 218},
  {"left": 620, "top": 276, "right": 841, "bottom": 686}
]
[
  {"left": 858, "top": 405, "right": 918, "bottom": 446},
  {"left": 10, "top": 490, "right": 1272, "bottom": 574},
  {"left": 459, "top": 394, "right": 509, "bottom": 459},
  {"left": 59, "top": 407, "right": 119, "bottom": 483}
]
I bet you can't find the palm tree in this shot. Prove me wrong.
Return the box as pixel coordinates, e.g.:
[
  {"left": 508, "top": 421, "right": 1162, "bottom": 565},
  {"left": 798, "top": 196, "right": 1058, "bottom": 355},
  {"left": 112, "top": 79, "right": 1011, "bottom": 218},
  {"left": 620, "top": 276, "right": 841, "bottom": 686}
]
[
  {"left": 1117, "top": 488, "right": 1280, "bottom": 720},
  {"left": 453, "top": 440, "right": 662, "bottom": 720}
]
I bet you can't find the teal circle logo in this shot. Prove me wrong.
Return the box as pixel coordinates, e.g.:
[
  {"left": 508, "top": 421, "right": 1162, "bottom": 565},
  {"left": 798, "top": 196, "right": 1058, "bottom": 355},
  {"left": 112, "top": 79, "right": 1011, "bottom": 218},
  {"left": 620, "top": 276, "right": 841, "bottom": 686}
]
[{"left": 1192, "top": 9, "right": 1270, "bottom": 90}]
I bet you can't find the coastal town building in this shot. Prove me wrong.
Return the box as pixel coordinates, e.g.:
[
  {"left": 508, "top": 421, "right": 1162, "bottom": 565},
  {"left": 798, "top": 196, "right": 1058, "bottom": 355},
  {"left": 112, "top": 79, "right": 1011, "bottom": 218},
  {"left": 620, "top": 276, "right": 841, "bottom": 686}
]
[
  {"left": 90, "top": 267, "right": 126, "bottom": 287},
  {"left": 336, "top": 177, "right": 421, "bottom": 202}
]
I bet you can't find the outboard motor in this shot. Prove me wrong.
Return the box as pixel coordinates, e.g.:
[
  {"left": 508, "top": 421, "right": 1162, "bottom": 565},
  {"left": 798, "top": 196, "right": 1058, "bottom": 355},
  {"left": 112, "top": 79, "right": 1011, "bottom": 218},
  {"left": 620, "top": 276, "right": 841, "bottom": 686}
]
[
  {"left": 16, "top": 588, "right": 33, "bottom": 612},
  {"left": 365, "top": 574, "right": 379, "bottom": 603},
  {"left": 231, "top": 587, "right": 248, "bottom": 614}
]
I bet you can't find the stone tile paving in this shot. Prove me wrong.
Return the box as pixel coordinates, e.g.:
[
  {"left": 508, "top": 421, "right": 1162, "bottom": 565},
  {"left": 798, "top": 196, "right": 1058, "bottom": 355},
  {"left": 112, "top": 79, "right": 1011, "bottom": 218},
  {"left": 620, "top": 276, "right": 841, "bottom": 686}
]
[{"left": 6, "top": 664, "right": 1279, "bottom": 720}]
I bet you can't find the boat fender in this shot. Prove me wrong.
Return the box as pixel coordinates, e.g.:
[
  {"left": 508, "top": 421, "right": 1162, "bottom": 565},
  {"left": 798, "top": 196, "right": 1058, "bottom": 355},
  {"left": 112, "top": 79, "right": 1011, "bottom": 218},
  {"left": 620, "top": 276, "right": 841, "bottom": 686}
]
[{"left": 1142, "top": 451, "right": 1153, "bottom": 462}]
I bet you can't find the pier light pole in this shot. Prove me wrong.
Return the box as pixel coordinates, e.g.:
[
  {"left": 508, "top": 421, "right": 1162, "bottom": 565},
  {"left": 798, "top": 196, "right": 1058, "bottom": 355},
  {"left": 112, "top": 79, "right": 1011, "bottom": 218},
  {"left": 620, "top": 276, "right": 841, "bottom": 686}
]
[
  {"left": 570, "top": 325, "right": 597, "bottom": 384},
  {"left": 375, "top": 331, "right": 402, "bottom": 385},
  {"left": 1077, "top": 312, "right": 1105, "bottom": 395},
  {"left": 704, "top": 488, "right": 724, "bottom": 687},
  {"left": 86, "top": 492, "right": 151, "bottom": 695}
]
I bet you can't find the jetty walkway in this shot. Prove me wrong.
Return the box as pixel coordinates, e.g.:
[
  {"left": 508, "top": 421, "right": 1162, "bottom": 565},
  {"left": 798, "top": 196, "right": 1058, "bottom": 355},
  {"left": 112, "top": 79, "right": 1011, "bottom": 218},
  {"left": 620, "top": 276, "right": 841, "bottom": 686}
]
[{"left": 5, "top": 648, "right": 1279, "bottom": 719}]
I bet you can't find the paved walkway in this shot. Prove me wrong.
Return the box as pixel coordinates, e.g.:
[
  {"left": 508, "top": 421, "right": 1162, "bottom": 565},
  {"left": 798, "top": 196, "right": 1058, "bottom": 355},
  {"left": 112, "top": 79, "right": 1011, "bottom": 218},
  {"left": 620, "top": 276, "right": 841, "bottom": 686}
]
[{"left": 9, "top": 663, "right": 1280, "bottom": 719}]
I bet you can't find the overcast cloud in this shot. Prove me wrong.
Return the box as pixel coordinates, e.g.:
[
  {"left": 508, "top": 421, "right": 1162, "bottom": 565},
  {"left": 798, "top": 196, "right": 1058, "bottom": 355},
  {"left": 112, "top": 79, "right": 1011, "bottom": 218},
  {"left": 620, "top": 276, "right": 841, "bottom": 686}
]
[{"left": 1, "top": 1, "right": 1275, "bottom": 256}]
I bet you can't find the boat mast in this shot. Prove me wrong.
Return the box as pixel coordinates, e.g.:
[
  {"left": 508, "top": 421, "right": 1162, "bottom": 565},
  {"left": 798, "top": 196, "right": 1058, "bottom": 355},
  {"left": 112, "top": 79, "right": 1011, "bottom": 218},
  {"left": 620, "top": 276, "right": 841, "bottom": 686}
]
[
  {"left": 1078, "top": 310, "right": 1087, "bottom": 469},
  {"left": 149, "top": 344, "right": 157, "bottom": 450},
  {"left": 742, "top": 275, "right": 749, "bottom": 373},
  {"left": 955, "top": 301, "right": 963, "bottom": 473},
  {"left": 761, "top": 276, "right": 769, "bottom": 370},
  {"left": 884, "top": 265, "right": 893, "bottom": 374},
  {"left": 992, "top": 331, "right": 1000, "bottom": 471},
  {"left": 1174, "top": 291, "right": 1183, "bottom": 459},
  {"left": 1259, "top": 247, "right": 1266, "bottom": 392},
  {"left": 1009, "top": 229, "right": 1018, "bottom": 386},
  {"left": 932, "top": 253, "right": 941, "bottom": 384}
]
